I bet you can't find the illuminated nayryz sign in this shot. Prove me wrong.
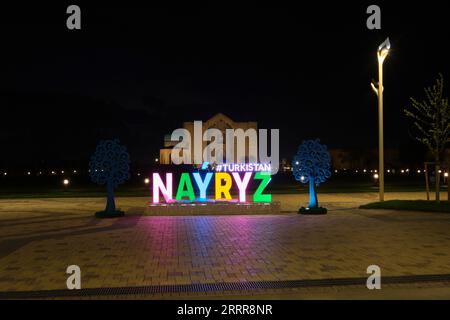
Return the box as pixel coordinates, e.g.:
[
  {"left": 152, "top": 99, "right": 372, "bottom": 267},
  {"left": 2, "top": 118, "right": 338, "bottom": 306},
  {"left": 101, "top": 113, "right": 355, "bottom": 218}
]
[{"left": 152, "top": 163, "right": 272, "bottom": 204}]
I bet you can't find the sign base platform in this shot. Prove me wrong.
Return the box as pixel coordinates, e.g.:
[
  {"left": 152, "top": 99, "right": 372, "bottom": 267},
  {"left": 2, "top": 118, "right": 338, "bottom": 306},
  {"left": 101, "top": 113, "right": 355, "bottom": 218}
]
[{"left": 142, "top": 201, "right": 281, "bottom": 216}]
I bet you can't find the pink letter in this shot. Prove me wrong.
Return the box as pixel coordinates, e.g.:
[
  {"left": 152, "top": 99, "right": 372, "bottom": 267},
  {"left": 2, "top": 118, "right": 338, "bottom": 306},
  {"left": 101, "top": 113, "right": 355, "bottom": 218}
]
[
  {"left": 232, "top": 172, "right": 252, "bottom": 202},
  {"left": 153, "top": 173, "right": 173, "bottom": 203}
]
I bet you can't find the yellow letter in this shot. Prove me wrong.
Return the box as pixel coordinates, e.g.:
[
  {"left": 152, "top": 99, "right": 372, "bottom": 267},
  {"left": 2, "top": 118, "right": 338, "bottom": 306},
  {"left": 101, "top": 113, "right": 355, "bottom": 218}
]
[{"left": 215, "top": 173, "right": 232, "bottom": 200}]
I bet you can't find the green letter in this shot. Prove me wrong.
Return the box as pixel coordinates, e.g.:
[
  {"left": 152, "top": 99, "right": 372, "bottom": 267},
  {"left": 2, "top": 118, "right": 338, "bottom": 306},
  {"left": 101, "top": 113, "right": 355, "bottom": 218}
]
[
  {"left": 253, "top": 172, "right": 272, "bottom": 203},
  {"left": 176, "top": 173, "right": 195, "bottom": 201}
]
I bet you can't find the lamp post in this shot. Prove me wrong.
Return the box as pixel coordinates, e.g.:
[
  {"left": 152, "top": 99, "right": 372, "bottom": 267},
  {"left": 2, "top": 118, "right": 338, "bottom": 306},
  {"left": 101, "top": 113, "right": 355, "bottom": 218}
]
[{"left": 371, "top": 37, "right": 390, "bottom": 202}]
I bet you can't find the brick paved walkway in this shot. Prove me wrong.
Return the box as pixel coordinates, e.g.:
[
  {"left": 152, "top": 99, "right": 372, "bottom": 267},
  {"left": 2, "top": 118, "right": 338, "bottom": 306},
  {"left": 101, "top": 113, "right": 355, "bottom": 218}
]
[{"left": 1, "top": 194, "right": 450, "bottom": 294}]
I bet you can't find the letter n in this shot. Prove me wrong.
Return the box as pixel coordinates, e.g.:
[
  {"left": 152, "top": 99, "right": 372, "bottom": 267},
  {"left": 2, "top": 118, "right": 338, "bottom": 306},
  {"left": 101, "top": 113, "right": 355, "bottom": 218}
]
[{"left": 153, "top": 173, "right": 173, "bottom": 203}]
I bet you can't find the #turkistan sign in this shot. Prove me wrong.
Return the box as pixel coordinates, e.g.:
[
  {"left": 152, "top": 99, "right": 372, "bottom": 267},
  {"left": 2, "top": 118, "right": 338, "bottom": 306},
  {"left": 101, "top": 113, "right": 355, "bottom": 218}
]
[{"left": 151, "top": 162, "right": 272, "bottom": 204}]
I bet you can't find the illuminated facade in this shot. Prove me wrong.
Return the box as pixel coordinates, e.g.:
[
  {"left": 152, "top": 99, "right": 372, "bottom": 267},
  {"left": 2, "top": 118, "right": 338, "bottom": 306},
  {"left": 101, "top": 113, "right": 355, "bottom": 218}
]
[{"left": 159, "top": 113, "right": 257, "bottom": 165}]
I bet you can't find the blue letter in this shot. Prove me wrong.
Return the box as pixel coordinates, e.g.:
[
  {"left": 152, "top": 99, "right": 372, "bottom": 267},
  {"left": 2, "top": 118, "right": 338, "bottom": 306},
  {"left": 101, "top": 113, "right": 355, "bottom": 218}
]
[{"left": 192, "top": 172, "right": 213, "bottom": 200}]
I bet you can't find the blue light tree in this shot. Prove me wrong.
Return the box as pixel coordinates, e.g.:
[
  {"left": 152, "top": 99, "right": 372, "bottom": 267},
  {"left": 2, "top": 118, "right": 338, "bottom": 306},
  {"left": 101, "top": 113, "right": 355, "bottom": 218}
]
[
  {"left": 89, "top": 139, "right": 130, "bottom": 217},
  {"left": 293, "top": 139, "right": 331, "bottom": 213}
]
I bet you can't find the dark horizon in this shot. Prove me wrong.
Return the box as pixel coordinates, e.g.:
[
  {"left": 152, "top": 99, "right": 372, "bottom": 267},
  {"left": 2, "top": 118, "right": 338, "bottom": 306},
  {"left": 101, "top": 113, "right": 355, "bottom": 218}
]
[{"left": 1, "top": 2, "right": 449, "bottom": 169}]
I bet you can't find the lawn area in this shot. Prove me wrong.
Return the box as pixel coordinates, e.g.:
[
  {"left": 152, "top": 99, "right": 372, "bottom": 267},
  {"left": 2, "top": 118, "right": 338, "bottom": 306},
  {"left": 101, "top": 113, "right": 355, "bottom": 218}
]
[
  {"left": 0, "top": 174, "right": 432, "bottom": 199},
  {"left": 360, "top": 200, "right": 450, "bottom": 213},
  {"left": 0, "top": 171, "right": 440, "bottom": 199}
]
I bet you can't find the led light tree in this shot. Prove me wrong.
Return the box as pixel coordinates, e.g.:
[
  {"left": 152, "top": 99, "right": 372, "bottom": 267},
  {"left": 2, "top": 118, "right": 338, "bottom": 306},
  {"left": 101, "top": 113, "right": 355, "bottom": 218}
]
[
  {"left": 90, "top": 139, "right": 130, "bottom": 218},
  {"left": 293, "top": 139, "right": 331, "bottom": 214}
]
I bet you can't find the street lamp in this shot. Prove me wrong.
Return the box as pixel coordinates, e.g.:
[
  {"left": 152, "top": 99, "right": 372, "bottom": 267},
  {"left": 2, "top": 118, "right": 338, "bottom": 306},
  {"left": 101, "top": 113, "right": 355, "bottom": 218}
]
[{"left": 371, "top": 37, "right": 390, "bottom": 202}]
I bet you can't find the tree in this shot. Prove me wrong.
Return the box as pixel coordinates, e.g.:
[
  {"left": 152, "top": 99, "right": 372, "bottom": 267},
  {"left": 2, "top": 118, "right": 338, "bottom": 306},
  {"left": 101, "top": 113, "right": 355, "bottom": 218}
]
[
  {"left": 293, "top": 139, "right": 331, "bottom": 212},
  {"left": 404, "top": 74, "right": 449, "bottom": 202},
  {"left": 89, "top": 139, "right": 130, "bottom": 217}
]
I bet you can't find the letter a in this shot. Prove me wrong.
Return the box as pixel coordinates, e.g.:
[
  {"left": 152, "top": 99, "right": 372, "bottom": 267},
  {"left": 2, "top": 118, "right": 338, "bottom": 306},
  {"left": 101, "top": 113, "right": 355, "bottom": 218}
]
[
  {"left": 66, "top": 265, "right": 81, "bottom": 289},
  {"left": 366, "top": 5, "right": 381, "bottom": 30},
  {"left": 66, "top": 5, "right": 81, "bottom": 30},
  {"left": 366, "top": 265, "right": 381, "bottom": 289}
]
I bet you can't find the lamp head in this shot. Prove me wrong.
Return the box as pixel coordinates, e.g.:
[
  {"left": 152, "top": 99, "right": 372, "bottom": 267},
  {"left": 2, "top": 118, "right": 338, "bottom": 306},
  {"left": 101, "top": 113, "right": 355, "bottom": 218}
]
[{"left": 377, "top": 37, "right": 390, "bottom": 64}]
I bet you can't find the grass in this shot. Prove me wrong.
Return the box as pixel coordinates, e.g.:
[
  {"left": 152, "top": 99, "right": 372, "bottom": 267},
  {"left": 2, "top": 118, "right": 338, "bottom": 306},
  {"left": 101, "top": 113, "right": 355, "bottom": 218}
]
[
  {"left": 0, "top": 185, "right": 429, "bottom": 199},
  {"left": 360, "top": 200, "right": 450, "bottom": 213},
  {"left": 0, "top": 188, "right": 150, "bottom": 199},
  {"left": 0, "top": 180, "right": 431, "bottom": 199},
  {"left": 0, "top": 174, "right": 438, "bottom": 199}
]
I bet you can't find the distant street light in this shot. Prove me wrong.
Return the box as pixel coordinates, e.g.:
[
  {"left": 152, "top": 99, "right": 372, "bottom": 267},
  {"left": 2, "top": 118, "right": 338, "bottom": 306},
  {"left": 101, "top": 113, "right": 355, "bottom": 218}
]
[
  {"left": 371, "top": 37, "right": 391, "bottom": 202},
  {"left": 63, "top": 179, "right": 70, "bottom": 186},
  {"left": 144, "top": 178, "right": 150, "bottom": 184}
]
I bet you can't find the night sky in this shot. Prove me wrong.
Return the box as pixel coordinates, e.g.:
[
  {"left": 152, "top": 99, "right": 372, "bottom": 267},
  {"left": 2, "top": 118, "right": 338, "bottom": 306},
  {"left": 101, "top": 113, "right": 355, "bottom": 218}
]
[{"left": 0, "top": 2, "right": 449, "bottom": 169}]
